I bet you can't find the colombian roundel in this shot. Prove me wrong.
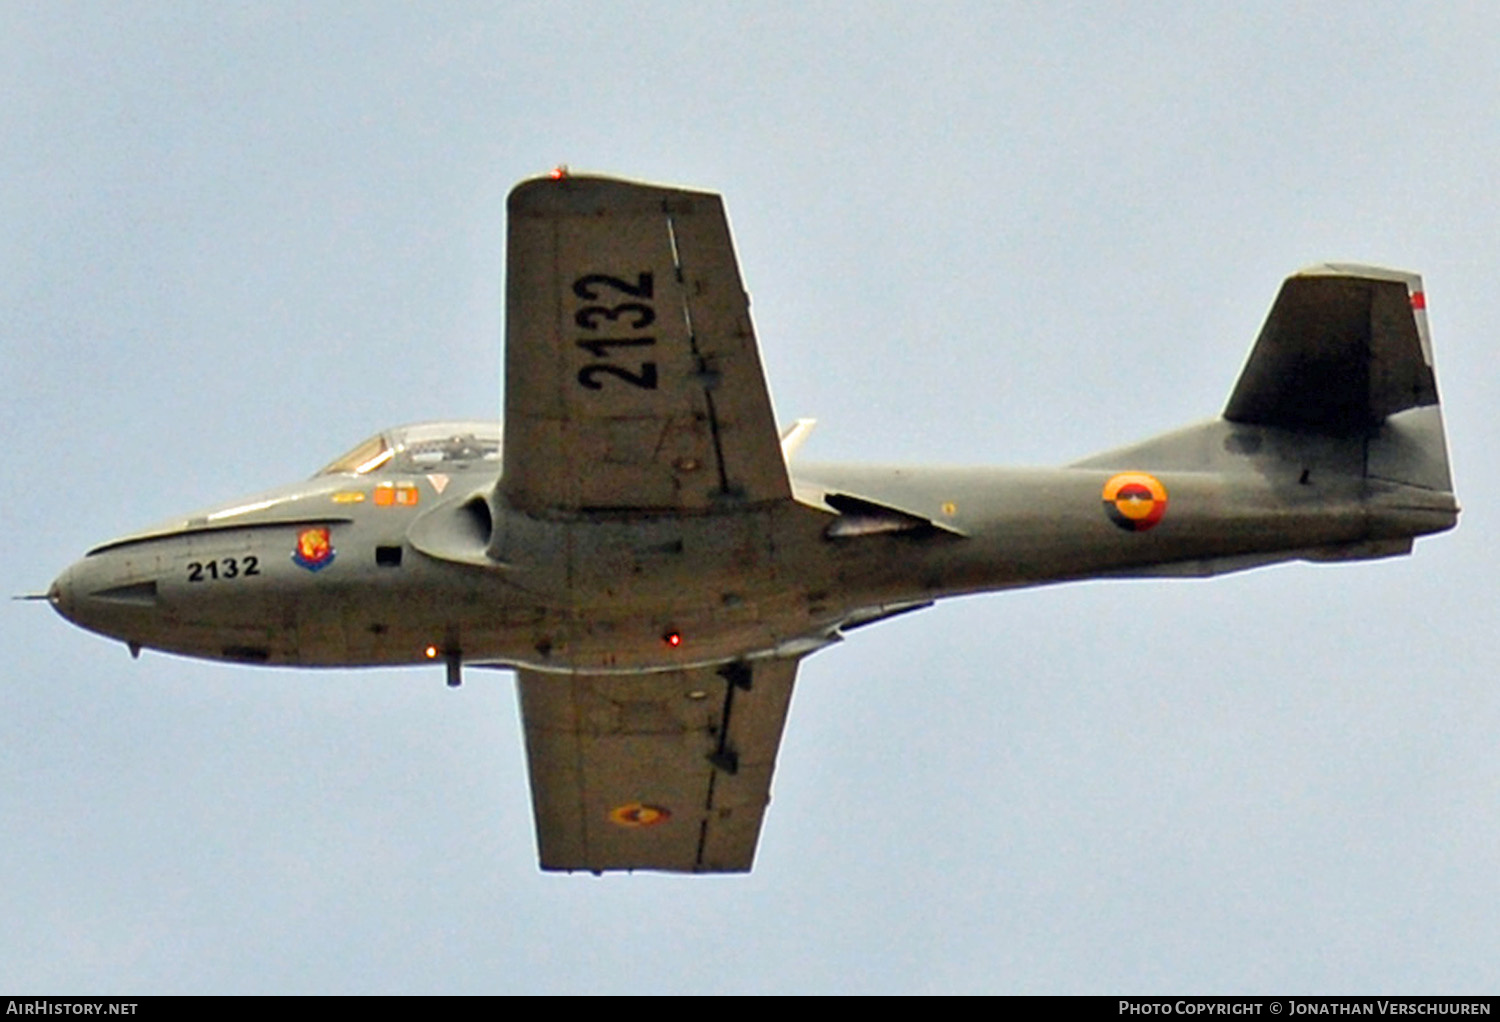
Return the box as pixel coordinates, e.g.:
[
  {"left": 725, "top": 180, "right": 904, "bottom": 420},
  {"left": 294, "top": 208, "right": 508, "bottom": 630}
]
[
  {"left": 1102, "top": 472, "right": 1168, "bottom": 532},
  {"left": 608, "top": 802, "right": 671, "bottom": 827}
]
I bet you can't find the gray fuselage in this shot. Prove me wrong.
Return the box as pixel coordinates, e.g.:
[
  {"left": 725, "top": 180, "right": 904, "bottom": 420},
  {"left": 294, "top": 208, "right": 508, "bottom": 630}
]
[{"left": 51, "top": 418, "right": 1456, "bottom": 675}]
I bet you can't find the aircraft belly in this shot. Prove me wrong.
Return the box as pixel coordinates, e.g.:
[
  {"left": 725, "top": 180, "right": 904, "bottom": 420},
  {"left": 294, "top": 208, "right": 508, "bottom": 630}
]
[
  {"left": 454, "top": 506, "right": 819, "bottom": 672},
  {"left": 494, "top": 579, "right": 818, "bottom": 674}
]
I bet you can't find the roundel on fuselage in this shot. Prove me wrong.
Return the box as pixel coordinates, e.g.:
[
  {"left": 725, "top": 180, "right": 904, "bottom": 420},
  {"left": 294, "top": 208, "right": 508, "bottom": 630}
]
[{"left": 1102, "top": 472, "right": 1168, "bottom": 532}]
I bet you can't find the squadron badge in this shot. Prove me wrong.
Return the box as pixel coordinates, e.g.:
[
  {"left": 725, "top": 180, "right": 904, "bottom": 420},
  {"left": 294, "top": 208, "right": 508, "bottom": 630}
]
[{"left": 292, "top": 527, "right": 336, "bottom": 571}]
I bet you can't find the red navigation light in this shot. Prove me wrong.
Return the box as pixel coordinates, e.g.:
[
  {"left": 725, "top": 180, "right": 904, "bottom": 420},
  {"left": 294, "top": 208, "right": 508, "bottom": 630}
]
[
  {"left": 663, "top": 630, "right": 682, "bottom": 648},
  {"left": 550, "top": 165, "right": 569, "bottom": 180}
]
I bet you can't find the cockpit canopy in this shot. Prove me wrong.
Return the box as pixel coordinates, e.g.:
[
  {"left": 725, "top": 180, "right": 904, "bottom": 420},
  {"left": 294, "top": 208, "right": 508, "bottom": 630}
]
[{"left": 316, "top": 421, "right": 502, "bottom": 478}]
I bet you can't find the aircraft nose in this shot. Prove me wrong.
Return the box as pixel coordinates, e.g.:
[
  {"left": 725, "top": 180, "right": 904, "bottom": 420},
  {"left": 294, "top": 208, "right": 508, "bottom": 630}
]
[
  {"left": 48, "top": 568, "right": 76, "bottom": 623},
  {"left": 48, "top": 552, "right": 161, "bottom": 642}
]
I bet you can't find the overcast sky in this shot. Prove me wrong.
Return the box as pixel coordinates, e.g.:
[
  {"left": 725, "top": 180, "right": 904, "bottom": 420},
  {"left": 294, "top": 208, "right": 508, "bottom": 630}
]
[{"left": 4, "top": 1, "right": 1499, "bottom": 994}]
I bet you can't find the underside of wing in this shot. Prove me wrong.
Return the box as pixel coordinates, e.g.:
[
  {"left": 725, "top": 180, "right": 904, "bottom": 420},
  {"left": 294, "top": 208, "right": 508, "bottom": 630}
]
[
  {"left": 502, "top": 175, "right": 791, "bottom": 514},
  {"left": 516, "top": 658, "right": 799, "bottom": 874}
]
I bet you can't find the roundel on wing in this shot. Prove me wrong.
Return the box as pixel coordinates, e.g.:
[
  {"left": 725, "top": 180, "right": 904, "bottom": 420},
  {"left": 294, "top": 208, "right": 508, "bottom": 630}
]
[
  {"left": 1102, "top": 472, "right": 1168, "bottom": 532},
  {"left": 608, "top": 802, "right": 672, "bottom": 827}
]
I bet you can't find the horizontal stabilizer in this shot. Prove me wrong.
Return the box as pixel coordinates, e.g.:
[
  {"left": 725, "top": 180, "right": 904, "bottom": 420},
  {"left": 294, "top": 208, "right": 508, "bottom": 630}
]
[
  {"left": 1225, "top": 265, "right": 1437, "bottom": 436},
  {"left": 780, "top": 418, "right": 817, "bottom": 460}
]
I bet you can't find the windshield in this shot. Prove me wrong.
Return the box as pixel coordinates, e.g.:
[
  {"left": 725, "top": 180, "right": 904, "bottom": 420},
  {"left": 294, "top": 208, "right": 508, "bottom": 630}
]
[{"left": 316, "top": 421, "right": 502, "bottom": 477}]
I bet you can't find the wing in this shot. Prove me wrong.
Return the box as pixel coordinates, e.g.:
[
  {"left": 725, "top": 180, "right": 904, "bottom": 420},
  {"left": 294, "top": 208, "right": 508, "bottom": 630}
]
[
  {"left": 516, "top": 658, "right": 799, "bottom": 873},
  {"left": 502, "top": 175, "right": 791, "bottom": 514}
]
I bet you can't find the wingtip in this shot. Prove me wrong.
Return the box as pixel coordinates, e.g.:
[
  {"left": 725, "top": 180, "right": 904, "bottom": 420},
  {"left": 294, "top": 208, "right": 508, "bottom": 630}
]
[{"left": 508, "top": 172, "right": 719, "bottom": 213}]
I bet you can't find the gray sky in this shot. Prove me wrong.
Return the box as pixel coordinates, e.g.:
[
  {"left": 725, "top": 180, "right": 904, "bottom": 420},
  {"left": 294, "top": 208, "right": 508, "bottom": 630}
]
[{"left": 4, "top": 1, "right": 1499, "bottom": 994}]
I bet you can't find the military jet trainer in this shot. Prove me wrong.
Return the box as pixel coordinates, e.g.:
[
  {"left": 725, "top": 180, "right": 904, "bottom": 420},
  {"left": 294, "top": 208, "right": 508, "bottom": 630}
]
[{"left": 49, "top": 173, "right": 1458, "bottom": 874}]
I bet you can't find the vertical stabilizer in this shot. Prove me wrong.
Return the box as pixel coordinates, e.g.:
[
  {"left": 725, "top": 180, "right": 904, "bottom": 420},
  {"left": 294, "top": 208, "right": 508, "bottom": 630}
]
[{"left": 1224, "top": 264, "right": 1452, "bottom": 493}]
